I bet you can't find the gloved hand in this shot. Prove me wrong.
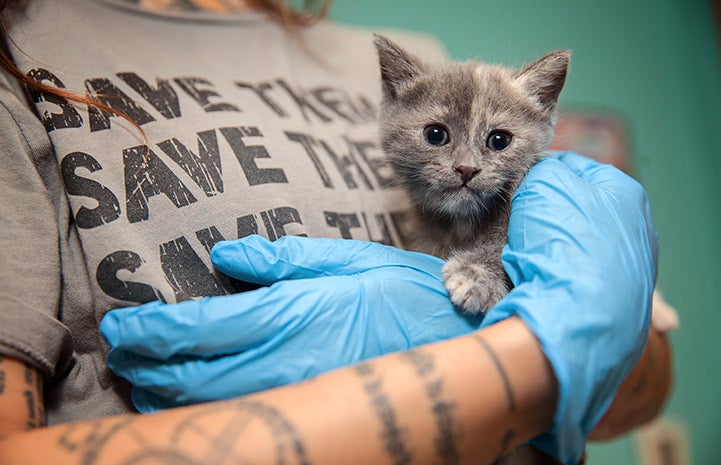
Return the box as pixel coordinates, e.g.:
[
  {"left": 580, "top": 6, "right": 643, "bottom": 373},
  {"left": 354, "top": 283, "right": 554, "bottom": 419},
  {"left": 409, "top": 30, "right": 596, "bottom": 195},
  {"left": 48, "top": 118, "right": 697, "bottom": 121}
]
[
  {"left": 100, "top": 236, "right": 482, "bottom": 412},
  {"left": 482, "top": 151, "right": 658, "bottom": 464}
]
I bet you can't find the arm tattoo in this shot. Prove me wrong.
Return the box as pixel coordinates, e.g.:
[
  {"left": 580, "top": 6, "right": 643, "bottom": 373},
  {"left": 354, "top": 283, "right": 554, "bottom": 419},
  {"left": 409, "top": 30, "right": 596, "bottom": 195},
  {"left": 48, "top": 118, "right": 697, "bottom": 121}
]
[
  {"left": 23, "top": 363, "right": 45, "bottom": 429},
  {"left": 354, "top": 362, "right": 413, "bottom": 465},
  {"left": 472, "top": 335, "right": 517, "bottom": 461},
  {"left": 0, "top": 358, "right": 45, "bottom": 429},
  {"left": 0, "top": 356, "right": 5, "bottom": 395},
  {"left": 24, "top": 364, "right": 33, "bottom": 385},
  {"left": 403, "top": 350, "right": 460, "bottom": 465},
  {"left": 56, "top": 400, "right": 310, "bottom": 465},
  {"left": 472, "top": 336, "right": 516, "bottom": 413}
]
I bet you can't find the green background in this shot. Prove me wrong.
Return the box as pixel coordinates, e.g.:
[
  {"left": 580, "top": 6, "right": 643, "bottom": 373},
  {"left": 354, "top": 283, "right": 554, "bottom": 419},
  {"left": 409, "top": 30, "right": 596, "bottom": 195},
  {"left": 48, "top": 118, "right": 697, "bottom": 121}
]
[{"left": 330, "top": 1, "right": 721, "bottom": 464}]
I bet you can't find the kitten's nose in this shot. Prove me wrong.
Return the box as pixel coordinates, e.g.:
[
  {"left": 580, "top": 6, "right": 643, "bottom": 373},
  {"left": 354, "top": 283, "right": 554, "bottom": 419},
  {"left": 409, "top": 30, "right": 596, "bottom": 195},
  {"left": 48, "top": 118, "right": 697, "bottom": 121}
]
[{"left": 455, "top": 165, "right": 480, "bottom": 184}]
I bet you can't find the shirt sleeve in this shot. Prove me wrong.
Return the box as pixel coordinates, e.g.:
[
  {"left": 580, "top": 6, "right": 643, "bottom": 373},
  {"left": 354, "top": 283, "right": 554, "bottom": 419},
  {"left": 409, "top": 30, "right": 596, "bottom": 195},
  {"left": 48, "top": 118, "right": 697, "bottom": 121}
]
[{"left": 0, "top": 71, "right": 73, "bottom": 378}]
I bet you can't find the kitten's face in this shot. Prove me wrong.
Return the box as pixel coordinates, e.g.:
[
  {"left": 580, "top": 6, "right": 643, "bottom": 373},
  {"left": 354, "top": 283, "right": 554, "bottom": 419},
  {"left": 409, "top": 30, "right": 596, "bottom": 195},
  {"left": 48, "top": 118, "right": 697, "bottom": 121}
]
[{"left": 375, "top": 36, "right": 569, "bottom": 221}]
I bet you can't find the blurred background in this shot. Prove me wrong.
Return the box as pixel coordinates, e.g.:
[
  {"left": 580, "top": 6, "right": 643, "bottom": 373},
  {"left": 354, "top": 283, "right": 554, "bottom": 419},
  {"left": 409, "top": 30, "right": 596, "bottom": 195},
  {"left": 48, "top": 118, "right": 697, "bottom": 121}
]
[{"left": 330, "top": 1, "right": 721, "bottom": 464}]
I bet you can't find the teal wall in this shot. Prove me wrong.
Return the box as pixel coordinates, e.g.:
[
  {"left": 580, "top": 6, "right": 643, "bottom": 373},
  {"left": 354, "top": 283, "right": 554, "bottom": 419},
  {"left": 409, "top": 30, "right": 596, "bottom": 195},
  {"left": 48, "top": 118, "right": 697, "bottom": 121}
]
[{"left": 330, "top": 1, "right": 721, "bottom": 464}]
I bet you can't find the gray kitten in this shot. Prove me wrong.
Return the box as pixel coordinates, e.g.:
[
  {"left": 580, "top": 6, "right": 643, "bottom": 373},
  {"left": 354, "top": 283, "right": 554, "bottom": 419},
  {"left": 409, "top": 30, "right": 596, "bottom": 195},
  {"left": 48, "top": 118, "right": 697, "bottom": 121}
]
[{"left": 375, "top": 35, "right": 569, "bottom": 314}]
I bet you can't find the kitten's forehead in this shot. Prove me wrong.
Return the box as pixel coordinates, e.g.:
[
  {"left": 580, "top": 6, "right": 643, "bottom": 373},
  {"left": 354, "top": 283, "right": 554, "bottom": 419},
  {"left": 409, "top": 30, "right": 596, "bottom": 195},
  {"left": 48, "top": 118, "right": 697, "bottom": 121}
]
[
  {"left": 419, "top": 61, "right": 545, "bottom": 131},
  {"left": 470, "top": 63, "right": 541, "bottom": 121},
  {"left": 385, "top": 58, "right": 550, "bottom": 139}
]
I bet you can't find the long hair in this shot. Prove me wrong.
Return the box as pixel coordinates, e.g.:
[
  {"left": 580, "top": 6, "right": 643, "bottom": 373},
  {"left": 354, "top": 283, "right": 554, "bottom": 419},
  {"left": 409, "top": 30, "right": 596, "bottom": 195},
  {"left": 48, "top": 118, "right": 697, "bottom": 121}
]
[{"left": 0, "top": 0, "right": 330, "bottom": 129}]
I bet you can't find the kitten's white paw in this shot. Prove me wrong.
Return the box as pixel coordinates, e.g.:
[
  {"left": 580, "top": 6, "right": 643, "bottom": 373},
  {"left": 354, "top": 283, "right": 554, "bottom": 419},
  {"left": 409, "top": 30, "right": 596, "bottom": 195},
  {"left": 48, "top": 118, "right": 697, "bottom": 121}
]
[{"left": 442, "top": 260, "right": 509, "bottom": 313}]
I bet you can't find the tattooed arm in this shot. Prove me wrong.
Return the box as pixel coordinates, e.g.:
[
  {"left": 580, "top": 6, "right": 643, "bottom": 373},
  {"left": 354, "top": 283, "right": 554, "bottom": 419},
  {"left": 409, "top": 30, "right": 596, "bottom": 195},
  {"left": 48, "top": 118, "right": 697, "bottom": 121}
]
[
  {"left": 0, "top": 317, "right": 556, "bottom": 465},
  {"left": 0, "top": 321, "right": 670, "bottom": 465}
]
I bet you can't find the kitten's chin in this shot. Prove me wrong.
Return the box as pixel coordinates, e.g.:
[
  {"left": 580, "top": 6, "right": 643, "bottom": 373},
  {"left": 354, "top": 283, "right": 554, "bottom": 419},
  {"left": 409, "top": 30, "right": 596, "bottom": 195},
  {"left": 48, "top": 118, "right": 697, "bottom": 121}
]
[{"left": 431, "top": 187, "right": 498, "bottom": 220}]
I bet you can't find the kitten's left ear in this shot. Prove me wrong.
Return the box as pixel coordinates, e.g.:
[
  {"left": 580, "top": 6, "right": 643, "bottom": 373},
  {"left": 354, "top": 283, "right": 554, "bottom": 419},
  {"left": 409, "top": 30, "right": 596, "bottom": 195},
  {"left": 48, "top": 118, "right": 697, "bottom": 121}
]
[
  {"left": 374, "top": 34, "right": 427, "bottom": 101},
  {"left": 514, "top": 50, "right": 571, "bottom": 113}
]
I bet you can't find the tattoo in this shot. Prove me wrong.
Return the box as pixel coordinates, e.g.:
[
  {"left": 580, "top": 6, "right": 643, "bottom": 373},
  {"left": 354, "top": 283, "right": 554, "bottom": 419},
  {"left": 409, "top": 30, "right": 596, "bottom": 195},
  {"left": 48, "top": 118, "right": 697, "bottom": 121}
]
[
  {"left": 0, "top": 356, "right": 4, "bottom": 395},
  {"left": 354, "top": 362, "right": 374, "bottom": 377},
  {"left": 56, "top": 400, "right": 309, "bottom": 465},
  {"left": 473, "top": 335, "right": 517, "bottom": 461},
  {"left": 24, "top": 364, "right": 33, "bottom": 385},
  {"left": 355, "top": 363, "right": 412, "bottom": 465},
  {"left": 59, "top": 418, "right": 137, "bottom": 464},
  {"left": 24, "top": 390, "right": 36, "bottom": 428},
  {"left": 403, "top": 350, "right": 460, "bottom": 465},
  {"left": 172, "top": 401, "right": 310, "bottom": 465},
  {"left": 20, "top": 363, "right": 46, "bottom": 429},
  {"left": 403, "top": 349, "right": 435, "bottom": 376},
  {"left": 473, "top": 335, "right": 516, "bottom": 413}
]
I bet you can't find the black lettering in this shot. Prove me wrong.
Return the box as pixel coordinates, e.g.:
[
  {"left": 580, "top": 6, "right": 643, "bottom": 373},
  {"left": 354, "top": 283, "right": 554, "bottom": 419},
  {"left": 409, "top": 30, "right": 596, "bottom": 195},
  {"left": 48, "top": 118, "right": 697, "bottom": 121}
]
[
  {"left": 322, "top": 139, "right": 372, "bottom": 189},
  {"left": 355, "top": 95, "right": 378, "bottom": 121},
  {"left": 84, "top": 78, "right": 155, "bottom": 131},
  {"left": 219, "top": 126, "right": 288, "bottom": 186},
  {"left": 235, "top": 81, "right": 288, "bottom": 117},
  {"left": 237, "top": 214, "right": 259, "bottom": 238},
  {"left": 123, "top": 146, "right": 197, "bottom": 223},
  {"left": 195, "top": 226, "right": 227, "bottom": 255},
  {"left": 390, "top": 211, "right": 412, "bottom": 248},
  {"left": 117, "top": 72, "right": 182, "bottom": 119},
  {"left": 60, "top": 152, "right": 121, "bottom": 229},
  {"left": 349, "top": 138, "right": 393, "bottom": 188},
  {"left": 324, "top": 211, "right": 361, "bottom": 239},
  {"left": 174, "top": 77, "right": 240, "bottom": 112},
  {"left": 261, "top": 207, "right": 305, "bottom": 241},
  {"left": 361, "top": 212, "right": 395, "bottom": 246},
  {"left": 195, "top": 226, "right": 261, "bottom": 294},
  {"left": 97, "top": 251, "right": 165, "bottom": 304},
  {"left": 284, "top": 132, "right": 333, "bottom": 188},
  {"left": 159, "top": 236, "right": 225, "bottom": 302},
  {"left": 275, "top": 78, "right": 331, "bottom": 123},
  {"left": 156, "top": 130, "right": 223, "bottom": 197},
  {"left": 311, "top": 87, "right": 359, "bottom": 124},
  {"left": 26, "top": 68, "right": 83, "bottom": 131}
]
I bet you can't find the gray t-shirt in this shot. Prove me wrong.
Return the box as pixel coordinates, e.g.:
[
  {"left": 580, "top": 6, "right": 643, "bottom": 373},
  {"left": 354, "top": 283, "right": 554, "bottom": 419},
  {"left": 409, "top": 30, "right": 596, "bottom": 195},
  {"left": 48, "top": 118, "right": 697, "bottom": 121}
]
[{"left": 0, "top": 0, "right": 446, "bottom": 424}]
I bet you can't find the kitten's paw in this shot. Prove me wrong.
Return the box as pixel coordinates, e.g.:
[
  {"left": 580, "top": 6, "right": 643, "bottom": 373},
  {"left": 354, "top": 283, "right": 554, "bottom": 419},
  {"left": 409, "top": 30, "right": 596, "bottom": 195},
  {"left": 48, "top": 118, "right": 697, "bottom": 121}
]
[{"left": 442, "top": 260, "right": 509, "bottom": 313}]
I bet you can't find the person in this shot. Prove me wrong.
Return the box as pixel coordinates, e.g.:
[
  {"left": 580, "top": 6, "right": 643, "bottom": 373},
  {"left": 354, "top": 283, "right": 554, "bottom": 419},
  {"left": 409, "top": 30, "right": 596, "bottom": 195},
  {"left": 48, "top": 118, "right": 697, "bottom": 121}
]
[{"left": 0, "top": 1, "right": 672, "bottom": 464}]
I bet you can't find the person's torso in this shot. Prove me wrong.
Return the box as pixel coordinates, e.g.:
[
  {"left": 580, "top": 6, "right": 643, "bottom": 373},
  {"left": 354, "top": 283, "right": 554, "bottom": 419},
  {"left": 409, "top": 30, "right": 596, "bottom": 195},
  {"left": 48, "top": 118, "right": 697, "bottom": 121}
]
[{"left": 4, "top": 0, "right": 445, "bottom": 423}]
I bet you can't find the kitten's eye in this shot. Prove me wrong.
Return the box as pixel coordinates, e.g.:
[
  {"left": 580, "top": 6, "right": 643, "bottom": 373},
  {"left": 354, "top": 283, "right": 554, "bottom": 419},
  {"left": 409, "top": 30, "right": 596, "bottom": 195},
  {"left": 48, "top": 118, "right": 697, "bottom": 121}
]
[
  {"left": 423, "top": 124, "right": 450, "bottom": 146},
  {"left": 487, "top": 131, "right": 513, "bottom": 151}
]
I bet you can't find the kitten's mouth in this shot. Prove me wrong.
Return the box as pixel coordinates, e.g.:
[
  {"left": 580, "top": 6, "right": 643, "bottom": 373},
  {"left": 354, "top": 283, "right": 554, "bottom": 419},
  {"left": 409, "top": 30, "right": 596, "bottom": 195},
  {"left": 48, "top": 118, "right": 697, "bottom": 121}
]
[
  {"left": 451, "top": 184, "right": 476, "bottom": 194},
  {"left": 447, "top": 184, "right": 482, "bottom": 201},
  {"left": 446, "top": 184, "right": 497, "bottom": 207}
]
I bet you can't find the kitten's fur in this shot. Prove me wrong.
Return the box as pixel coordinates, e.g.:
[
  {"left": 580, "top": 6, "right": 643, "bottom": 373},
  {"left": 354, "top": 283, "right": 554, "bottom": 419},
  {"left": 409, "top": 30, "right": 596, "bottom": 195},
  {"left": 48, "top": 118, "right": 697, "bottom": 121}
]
[{"left": 375, "top": 35, "right": 569, "bottom": 314}]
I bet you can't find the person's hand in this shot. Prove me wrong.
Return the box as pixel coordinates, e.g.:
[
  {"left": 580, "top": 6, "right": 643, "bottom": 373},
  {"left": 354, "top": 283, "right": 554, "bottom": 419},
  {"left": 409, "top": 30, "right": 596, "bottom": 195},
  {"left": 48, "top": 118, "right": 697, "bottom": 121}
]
[
  {"left": 483, "top": 151, "right": 658, "bottom": 464},
  {"left": 100, "top": 236, "right": 482, "bottom": 412}
]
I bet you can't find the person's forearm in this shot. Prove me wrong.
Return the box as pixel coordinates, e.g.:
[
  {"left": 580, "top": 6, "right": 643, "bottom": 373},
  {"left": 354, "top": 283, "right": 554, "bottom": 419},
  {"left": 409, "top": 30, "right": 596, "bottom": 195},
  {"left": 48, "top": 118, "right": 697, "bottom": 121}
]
[
  {"left": 0, "top": 317, "right": 556, "bottom": 465},
  {"left": 589, "top": 328, "right": 672, "bottom": 440}
]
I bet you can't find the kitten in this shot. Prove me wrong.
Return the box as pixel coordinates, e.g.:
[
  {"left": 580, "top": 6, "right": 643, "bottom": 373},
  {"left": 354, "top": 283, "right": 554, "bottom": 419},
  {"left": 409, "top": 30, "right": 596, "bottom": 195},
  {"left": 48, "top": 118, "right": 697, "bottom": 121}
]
[{"left": 374, "top": 35, "right": 569, "bottom": 314}]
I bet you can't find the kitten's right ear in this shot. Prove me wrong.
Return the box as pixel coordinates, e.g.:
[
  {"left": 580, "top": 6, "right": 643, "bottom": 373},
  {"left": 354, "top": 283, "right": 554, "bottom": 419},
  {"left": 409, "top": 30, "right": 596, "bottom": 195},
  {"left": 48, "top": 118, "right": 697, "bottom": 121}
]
[
  {"left": 373, "top": 34, "right": 426, "bottom": 100},
  {"left": 514, "top": 50, "right": 571, "bottom": 114}
]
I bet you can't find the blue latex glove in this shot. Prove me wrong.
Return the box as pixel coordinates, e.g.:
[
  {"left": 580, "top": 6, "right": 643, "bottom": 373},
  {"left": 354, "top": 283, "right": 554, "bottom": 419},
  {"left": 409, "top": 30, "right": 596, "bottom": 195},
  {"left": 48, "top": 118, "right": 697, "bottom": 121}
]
[
  {"left": 100, "top": 236, "right": 482, "bottom": 411},
  {"left": 482, "top": 151, "right": 658, "bottom": 464}
]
